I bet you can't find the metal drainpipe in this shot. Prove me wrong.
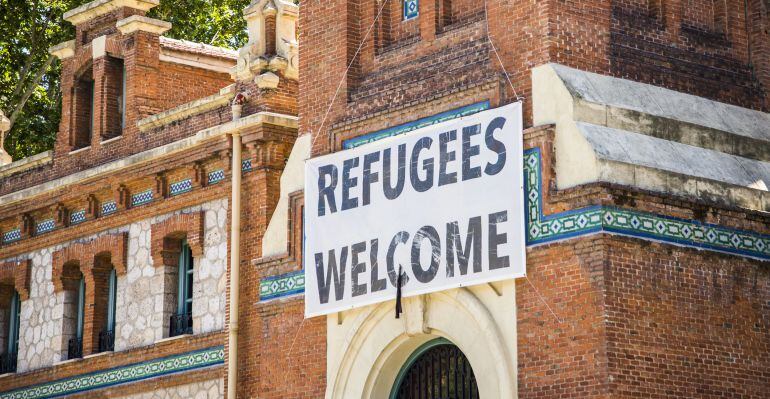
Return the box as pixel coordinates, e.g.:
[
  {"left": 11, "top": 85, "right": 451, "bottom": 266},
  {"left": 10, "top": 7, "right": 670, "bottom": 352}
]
[{"left": 227, "top": 100, "right": 243, "bottom": 399}]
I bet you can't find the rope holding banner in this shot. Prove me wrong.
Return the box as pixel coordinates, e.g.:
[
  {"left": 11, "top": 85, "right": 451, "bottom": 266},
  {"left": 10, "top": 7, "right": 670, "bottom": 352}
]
[{"left": 395, "top": 265, "right": 404, "bottom": 319}]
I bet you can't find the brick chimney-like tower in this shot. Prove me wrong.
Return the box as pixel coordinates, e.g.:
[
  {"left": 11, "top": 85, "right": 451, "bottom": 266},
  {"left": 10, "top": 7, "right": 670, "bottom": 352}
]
[{"left": 52, "top": 0, "right": 167, "bottom": 155}]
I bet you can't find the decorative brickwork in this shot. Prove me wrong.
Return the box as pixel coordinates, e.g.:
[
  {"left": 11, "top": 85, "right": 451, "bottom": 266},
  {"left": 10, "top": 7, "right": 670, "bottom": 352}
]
[
  {"left": 50, "top": 233, "right": 128, "bottom": 355},
  {"left": 0, "top": 259, "right": 32, "bottom": 301},
  {"left": 51, "top": 233, "right": 128, "bottom": 292},
  {"left": 150, "top": 212, "right": 204, "bottom": 269}
]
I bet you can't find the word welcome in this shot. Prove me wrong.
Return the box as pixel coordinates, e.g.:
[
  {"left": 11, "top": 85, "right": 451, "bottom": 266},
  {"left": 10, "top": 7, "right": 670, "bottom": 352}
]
[{"left": 304, "top": 103, "right": 525, "bottom": 317}]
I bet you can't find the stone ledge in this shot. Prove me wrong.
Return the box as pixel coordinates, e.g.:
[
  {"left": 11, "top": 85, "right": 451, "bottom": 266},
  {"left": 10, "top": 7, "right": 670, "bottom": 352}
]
[
  {"left": 532, "top": 63, "right": 770, "bottom": 212},
  {"left": 159, "top": 50, "right": 235, "bottom": 74},
  {"left": 116, "top": 15, "right": 171, "bottom": 35},
  {"left": 0, "top": 151, "right": 52, "bottom": 179},
  {"left": 64, "top": 0, "right": 159, "bottom": 25},
  {"left": 48, "top": 40, "right": 75, "bottom": 60},
  {"left": 137, "top": 85, "right": 235, "bottom": 132}
]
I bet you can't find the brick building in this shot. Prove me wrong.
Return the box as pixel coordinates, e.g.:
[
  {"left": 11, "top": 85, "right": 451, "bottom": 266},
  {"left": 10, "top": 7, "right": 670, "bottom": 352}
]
[{"left": 0, "top": 0, "right": 768, "bottom": 398}]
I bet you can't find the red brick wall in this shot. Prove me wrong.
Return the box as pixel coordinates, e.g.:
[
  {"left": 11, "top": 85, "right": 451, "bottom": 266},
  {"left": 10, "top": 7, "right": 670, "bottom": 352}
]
[
  {"left": 0, "top": 12, "right": 234, "bottom": 197},
  {"left": 301, "top": 0, "right": 769, "bottom": 158},
  {"left": 517, "top": 235, "right": 770, "bottom": 399}
]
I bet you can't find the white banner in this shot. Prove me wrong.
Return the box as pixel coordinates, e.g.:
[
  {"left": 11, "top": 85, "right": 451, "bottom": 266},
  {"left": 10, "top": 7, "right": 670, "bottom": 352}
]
[{"left": 304, "top": 103, "right": 525, "bottom": 317}]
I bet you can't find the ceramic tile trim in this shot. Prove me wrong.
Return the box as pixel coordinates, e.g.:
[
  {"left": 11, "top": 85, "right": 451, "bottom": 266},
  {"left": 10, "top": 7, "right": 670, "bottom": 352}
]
[
  {"left": 259, "top": 110, "right": 770, "bottom": 303},
  {"left": 0, "top": 346, "right": 224, "bottom": 399}
]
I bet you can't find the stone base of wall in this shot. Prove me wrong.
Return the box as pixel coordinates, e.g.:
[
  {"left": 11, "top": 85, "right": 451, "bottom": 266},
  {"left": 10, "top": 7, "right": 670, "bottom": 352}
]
[{"left": 117, "top": 378, "right": 223, "bottom": 399}]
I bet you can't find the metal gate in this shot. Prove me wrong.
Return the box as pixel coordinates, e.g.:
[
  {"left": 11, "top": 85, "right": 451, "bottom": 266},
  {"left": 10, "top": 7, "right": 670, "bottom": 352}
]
[{"left": 392, "top": 340, "right": 479, "bottom": 399}]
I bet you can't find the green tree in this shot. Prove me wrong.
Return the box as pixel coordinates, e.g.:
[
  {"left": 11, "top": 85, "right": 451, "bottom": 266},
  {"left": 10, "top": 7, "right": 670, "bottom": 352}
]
[{"left": 0, "top": 0, "right": 249, "bottom": 161}]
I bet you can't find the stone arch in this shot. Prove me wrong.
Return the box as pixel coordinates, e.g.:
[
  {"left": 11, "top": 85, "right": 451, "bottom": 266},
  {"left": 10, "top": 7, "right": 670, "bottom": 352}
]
[{"left": 327, "top": 283, "right": 517, "bottom": 399}]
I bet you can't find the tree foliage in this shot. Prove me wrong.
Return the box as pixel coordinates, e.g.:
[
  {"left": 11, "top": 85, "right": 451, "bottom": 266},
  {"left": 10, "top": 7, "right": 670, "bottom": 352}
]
[{"left": 0, "top": 0, "right": 249, "bottom": 161}]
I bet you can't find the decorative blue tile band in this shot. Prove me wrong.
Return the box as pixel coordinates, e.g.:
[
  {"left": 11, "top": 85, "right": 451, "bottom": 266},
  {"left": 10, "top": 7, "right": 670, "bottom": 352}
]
[
  {"left": 208, "top": 169, "right": 225, "bottom": 185},
  {"left": 342, "top": 101, "right": 490, "bottom": 150},
  {"left": 69, "top": 210, "right": 86, "bottom": 225},
  {"left": 101, "top": 201, "right": 117, "bottom": 216},
  {"left": 169, "top": 179, "right": 193, "bottom": 196},
  {"left": 523, "top": 148, "right": 770, "bottom": 259},
  {"left": 259, "top": 270, "right": 305, "bottom": 301},
  {"left": 242, "top": 159, "right": 253, "bottom": 172},
  {"left": 259, "top": 107, "right": 769, "bottom": 302},
  {"left": 403, "top": 0, "right": 419, "bottom": 20},
  {"left": 35, "top": 219, "right": 55, "bottom": 235},
  {"left": 0, "top": 346, "right": 224, "bottom": 399},
  {"left": 2, "top": 229, "right": 21, "bottom": 244},
  {"left": 258, "top": 149, "right": 770, "bottom": 302},
  {"left": 131, "top": 190, "right": 154, "bottom": 207}
]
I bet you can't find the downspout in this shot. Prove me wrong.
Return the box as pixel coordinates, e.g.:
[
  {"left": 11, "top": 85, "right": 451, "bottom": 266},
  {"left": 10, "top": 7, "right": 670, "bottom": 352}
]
[{"left": 227, "top": 94, "right": 245, "bottom": 399}]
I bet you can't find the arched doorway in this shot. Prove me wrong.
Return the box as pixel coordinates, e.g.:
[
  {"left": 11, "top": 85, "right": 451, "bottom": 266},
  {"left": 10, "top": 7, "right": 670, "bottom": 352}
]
[{"left": 390, "top": 338, "right": 479, "bottom": 399}]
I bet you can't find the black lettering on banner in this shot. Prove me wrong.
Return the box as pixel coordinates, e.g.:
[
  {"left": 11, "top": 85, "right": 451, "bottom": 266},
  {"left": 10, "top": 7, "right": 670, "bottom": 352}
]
[
  {"left": 314, "top": 247, "right": 348, "bottom": 304},
  {"left": 438, "top": 130, "right": 458, "bottom": 186},
  {"left": 362, "top": 152, "right": 381, "bottom": 206},
  {"left": 350, "top": 241, "right": 368, "bottom": 297},
  {"left": 462, "top": 124, "right": 482, "bottom": 181},
  {"left": 488, "top": 211, "right": 511, "bottom": 270},
  {"left": 370, "top": 239, "right": 387, "bottom": 292},
  {"left": 387, "top": 231, "right": 410, "bottom": 287},
  {"left": 383, "top": 144, "right": 407, "bottom": 200},
  {"left": 341, "top": 158, "right": 359, "bottom": 211},
  {"left": 317, "top": 164, "right": 338, "bottom": 217},
  {"left": 410, "top": 137, "right": 434, "bottom": 193},
  {"left": 411, "top": 225, "right": 441, "bottom": 283},
  {"left": 484, "top": 117, "right": 507, "bottom": 176},
  {"left": 445, "top": 216, "right": 482, "bottom": 277}
]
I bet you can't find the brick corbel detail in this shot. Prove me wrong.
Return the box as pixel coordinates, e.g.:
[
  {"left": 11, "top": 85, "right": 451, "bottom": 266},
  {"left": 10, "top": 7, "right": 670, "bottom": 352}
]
[
  {"left": 115, "top": 184, "right": 131, "bottom": 211},
  {"left": 253, "top": 140, "right": 290, "bottom": 170},
  {"left": 0, "top": 259, "right": 32, "bottom": 301},
  {"left": 191, "top": 162, "right": 207, "bottom": 189},
  {"left": 150, "top": 212, "right": 205, "bottom": 269},
  {"left": 51, "top": 233, "right": 129, "bottom": 293},
  {"left": 55, "top": 203, "right": 70, "bottom": 228},
  {"left": 154, "top": 173, "right": 169, "bottom": 199},
  {"left": 218, "top": 150, "right": 232, "bottom": 175},
  {"left": 19, "top": 213, "right": 34, "bottom": 239},
  {"left": 86, "top": 194, "right": 100, "bottom": 219}
]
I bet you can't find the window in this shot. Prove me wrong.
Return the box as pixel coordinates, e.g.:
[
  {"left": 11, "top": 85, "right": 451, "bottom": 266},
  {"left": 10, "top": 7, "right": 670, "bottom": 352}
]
[
  {"left": 0, "top": 290, "right": 20, "bottom": 374},
  {"left": 67, "top": 277, "right": 85, "bottom": 360},
  {"left": 121, "top": 64, "right": 126, "bottom": 130},
  {"left": 102, "top": 56, "right": 125, "bottom": 141},
  {"left": 391, "top": 338, "right": 478, "bottom": 399},
  {"left": 98, "top": 269, "right": 117, "bottom": 352},
  {"left": 71, "top": 67, "right": 94, "bottom": 150},
  {"left": 170, "top": 241, "right": 193, "bottom": 337}
]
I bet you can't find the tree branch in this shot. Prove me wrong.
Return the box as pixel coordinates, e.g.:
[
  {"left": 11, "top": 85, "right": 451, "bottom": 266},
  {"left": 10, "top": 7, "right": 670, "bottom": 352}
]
[{"left": 9, "top": 54, "right": 55, "bottom": 130}]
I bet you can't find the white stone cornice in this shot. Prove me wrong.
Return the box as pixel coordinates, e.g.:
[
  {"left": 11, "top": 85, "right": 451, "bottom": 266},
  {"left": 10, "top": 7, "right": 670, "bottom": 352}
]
[
  {"left": 116, "top": 15, "right": 171, "bottom": 35},
  {"left": 137, "top": 85, "right": 236, "bottom": 132},
  {"left": 0, "top": 112, "right": 298, "bottom": 207},
  {"left": 0, "top": 151, "right": 52, "bottom": 178},
  {"left": 64, "top": 0, "right": 159, "bottom": 25},
  {"left": 48, "top": 40, "right": 76, "bottom": 60}
]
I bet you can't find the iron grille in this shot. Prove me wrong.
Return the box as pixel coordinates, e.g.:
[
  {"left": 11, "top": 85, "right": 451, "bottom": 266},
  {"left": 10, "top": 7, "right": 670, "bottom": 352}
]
[
  {"left": 98, "top": 329, "right": 115, "bottom": 352},
  {"left": 169, "top": 312, "right": 193, "bottom": 337},
  {"left": 394, "top": 344, "right": 479, "bottom": 399},
  {"left": 68, "top": 337, "right": 83, "bottom": 360},
  {"left": 0, "top": 352, "right": 17, "bottom": 374}
]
